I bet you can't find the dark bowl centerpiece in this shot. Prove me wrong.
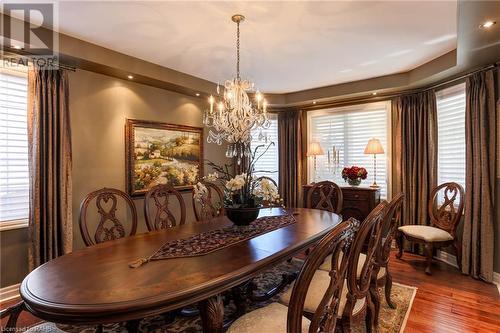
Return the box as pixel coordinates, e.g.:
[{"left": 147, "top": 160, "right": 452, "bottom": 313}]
[{"left": 194, "top": 143, "right": 282, "bottom": 226}]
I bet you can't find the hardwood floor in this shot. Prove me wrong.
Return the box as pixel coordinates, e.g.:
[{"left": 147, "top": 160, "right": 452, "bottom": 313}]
[{"left": 1, "top": 251, "right": 499, "bottom": 332}]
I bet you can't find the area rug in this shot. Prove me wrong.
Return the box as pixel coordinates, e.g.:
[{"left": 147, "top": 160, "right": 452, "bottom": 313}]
[{"left": 28, "top": 260, "right": 416, "bottom": 333}]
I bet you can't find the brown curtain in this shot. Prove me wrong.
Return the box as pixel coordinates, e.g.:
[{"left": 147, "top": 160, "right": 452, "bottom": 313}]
[
  {"left": 393, "top": 91, "right": 437, "bottom": 252},
  {"left": 278, "top": 109, "right": 302, "bottom": 208},
  {"left": 462, "top": 70, "right": 496, "bottom": 282},
  {"left": 28, "top": 68, "right": 73, "bottom": 270}
]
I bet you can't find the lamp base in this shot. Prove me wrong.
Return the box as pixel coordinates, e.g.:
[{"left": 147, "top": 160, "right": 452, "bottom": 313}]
[{"left": 370, "top": 182, "right": 380, "bottom": 189}]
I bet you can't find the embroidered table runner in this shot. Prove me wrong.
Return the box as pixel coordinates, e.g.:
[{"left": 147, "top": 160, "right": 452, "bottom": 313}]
[{"left": 129, "top": 214, "right": 297, "bottom": 268}]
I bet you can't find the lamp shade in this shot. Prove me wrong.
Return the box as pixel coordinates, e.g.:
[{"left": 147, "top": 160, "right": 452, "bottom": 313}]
[
  {"left": 364, "top": 138, "right": 384, "bottom": 154},
  {"left": 307, "top": 142, "right": 325, "bottom": 156}
]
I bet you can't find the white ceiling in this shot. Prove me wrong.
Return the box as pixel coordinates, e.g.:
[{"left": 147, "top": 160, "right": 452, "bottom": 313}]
[{"left": 48, "top": 1, "right": 457, "bottom": 93}]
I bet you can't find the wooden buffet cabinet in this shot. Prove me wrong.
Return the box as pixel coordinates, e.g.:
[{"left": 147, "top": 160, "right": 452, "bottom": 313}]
[{"left": 302, "top": 184, "right": 381, "bottom": 222}]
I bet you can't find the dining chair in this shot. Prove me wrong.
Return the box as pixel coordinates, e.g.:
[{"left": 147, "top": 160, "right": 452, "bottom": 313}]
[
  {"left": 227, "top": 217, "right": 360, "bottom": 333},
  {"left": 192, "top": 181, "right": 224, "bottom": 222},
  {"left": 79, "top": 187, "right": 138, "bottom": 246},
  {"left": 396, "top": 182, "right": 464, "bottom": 275},
  {"left": 306, "top": 180, "right": 343, "bottom": 214},
  {"left": 367, "top": 193, "right": 404, "bottom": 325},
  {"left": 280, "top": 201, "right": 387, "bottom": 333},
  {"left": 144, "top": 184, "right": 186, "bottom": 231}
]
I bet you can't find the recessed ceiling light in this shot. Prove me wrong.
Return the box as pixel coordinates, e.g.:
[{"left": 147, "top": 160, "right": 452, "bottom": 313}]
[
  {"left": 372, "top": 92, "right": 377, "bottom": 96},
  {"left": 11, "top": 45, "right": 22, "bottom": 50},
  {"left": 127, "top": 75, "right": 134, "bottom": 80},
  {"left": 195, "top": 93, "right": 200, "bottom": 97},
  {"left": 480, "top": 20, "right": 496, "bottom": 29},
  {"left": 313, "top": 101, "right": 317, "bottom": 105}
]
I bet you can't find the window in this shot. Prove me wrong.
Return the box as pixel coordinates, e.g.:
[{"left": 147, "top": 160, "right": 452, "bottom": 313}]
[
  {"left": 0, "top": 68, "right": 29, "bottom": 229},
  {"left": 250, "top": 114, "right": 279, "bottom": 185},
  {"left": 436, "top": 83, "right": 466, "bottom": 190},
  {"left": 308, "top": 102, "right": 391, "bottom": 198}
]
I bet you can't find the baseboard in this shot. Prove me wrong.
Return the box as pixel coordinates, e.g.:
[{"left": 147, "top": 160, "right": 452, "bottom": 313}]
[
  {"left": 493, "top": 272, "right": 500, "bottom": 295},
  {"left": 0, "top": 283, "right": 20, "bottom": 303},
  {"left": 434, "top": 250, "right": 458, "bottom": 268}
]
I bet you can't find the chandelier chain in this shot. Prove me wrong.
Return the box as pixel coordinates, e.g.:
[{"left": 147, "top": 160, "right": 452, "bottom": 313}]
[{"left": 236, "top": 20, "right": 240, "bottom": 80}]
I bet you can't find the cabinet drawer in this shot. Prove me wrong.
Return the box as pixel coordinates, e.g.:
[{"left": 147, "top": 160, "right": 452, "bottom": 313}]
[{"left": 343, "top": 190, "right": 370, "bottom": 202}]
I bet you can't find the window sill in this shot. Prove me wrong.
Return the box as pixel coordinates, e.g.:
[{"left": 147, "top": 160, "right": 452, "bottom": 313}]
[{"left": 0, "top": 219, "right": 29, "bottom": 232}]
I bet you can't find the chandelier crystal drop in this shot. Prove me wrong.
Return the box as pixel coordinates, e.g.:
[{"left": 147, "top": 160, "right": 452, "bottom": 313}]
[{"left": 203, "top": 14, "right": 270, "bottom": 164}]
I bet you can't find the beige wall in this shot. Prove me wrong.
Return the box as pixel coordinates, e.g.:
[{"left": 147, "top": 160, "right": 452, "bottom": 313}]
[
  {"left": 70, "top": 69, "right": 227, "bottom": 248},
  {"left": 0, "top": 69, "right": 227, "bottom": 287}
]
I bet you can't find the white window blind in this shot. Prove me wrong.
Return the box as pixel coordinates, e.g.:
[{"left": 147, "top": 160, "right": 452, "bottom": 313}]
[
  {"left": 0, "top": 69, "right": 29, "bottom": 223},
  {"left": 250, "top": 114, "right": 279, "bottom": 185},
  {"left": 308, "top": 102, "right": 390, "bottom": 198},
  {"left": 436, "top": 83, "right": 466, "bottom": 191}
]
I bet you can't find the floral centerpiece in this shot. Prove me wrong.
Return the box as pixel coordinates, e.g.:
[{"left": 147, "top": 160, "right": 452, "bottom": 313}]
[
  {"left": 342, "top": 166, "right": 368, "bottom": 186},
  {"left": 193, "top": 143, "right": 282, "bottom": 225}
]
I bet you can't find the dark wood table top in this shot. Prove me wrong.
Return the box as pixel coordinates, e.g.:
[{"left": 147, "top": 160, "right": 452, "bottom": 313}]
[{"left": 20, "top": 208, "right": 341, "bottom": 324}]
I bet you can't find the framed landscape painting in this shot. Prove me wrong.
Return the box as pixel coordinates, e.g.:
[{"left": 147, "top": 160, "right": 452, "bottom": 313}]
[{"left": 125, "top": 119, "right": 203, "bottom": 196}]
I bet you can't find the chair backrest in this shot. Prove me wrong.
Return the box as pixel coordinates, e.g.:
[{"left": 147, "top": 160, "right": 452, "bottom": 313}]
[
  {"left": 344, "top": 201, "right": 387, "bottom": 305},
  {"left": 144, "top": 184, "right": 186, "bottom": 231},
  {"left": 287, "top": 218, "right": 360, "bottom": 333},
  {"left": 256, "top": 176, "right": 278, "bottom": 187},
  {"left": 192, "top": 181, "right": 225, "bottom": 222},
  {"left": 377, "top": 193, "right": 404, "bottom": 266},
  {"left": 79, "top": 187, "right": 138, "bottom": 246},
  {"left": 428, "top": 182, "right": 464, "bottom": 237},
  {"left": 306, "top": 181, "right": 343, "bottom": 214}
]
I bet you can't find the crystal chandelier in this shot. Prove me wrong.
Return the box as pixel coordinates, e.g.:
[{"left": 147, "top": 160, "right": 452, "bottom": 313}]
[{"left": 203, "top": 14, "right": 270, "bottom": 163}]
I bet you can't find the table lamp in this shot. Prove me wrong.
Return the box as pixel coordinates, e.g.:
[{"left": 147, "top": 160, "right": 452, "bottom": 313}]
[
  {"left": 364, "top": 138, "right": 384, "bottom": 188},
  {"left": 307, "top": 142, "right": 324, "bottom": 183}
]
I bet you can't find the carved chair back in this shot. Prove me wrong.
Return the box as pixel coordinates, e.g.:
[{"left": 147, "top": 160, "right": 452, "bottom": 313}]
[
  {"left": 144, "top": 184, "right": 186, "bottom": 231},
  {"left": 287, "top": 218, "right": 360, "bottom": 333},
  {"left": 192, "top": 181, "right": 225, "bottom": 222},
  {"left": 377, "top": 193, "right": 404, "bottom": 267},
  {"left": 428, "top": 182, "right": 464, "bottom": 237},
  {"left": 306, "top": 181, "right": 343, "bottom": 214},
  {"left": 79, "top": 187, "right": 138, "bottom": 246},
  {"left": 345, "top": 201, "right": 387, "bottom": 304}
]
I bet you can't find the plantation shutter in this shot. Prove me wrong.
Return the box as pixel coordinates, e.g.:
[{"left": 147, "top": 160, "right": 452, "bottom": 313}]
[
  {"left": 308, "top": 102, "right": 390, "bottom": 198},
  {"left": 250, "top": 114, "right": 279, "bottom": 185},
  {"left": 0, "top": 68, "right": 29, "bottom": 223},
  {"left": 436, "top": 83, "right": 466, "bottom": 190}
]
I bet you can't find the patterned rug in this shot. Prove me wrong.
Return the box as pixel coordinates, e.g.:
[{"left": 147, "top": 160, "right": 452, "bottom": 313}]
[{"left": 28, "top": 260, "right": 416, "bottom": 333}]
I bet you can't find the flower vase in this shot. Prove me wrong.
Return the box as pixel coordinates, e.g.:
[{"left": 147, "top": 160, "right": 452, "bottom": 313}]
[
  {"left": 225, "top": 207, "right": 261, "bottom": 226},
  {"left": 347, "top": 178, "right": 362, "bottom": 187}
]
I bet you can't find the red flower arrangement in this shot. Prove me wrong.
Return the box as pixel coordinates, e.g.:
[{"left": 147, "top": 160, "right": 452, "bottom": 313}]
[{"left": 342, "top": 166, "right": 368, "bottom": 181}]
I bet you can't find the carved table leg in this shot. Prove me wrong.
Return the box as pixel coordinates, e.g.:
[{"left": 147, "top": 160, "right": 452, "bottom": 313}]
[
  {"left": 199, "top": 294, "right": 224, "bottom": 333},
  {"left": 94, "top": 324, "right": 103, "bottom": 333}
]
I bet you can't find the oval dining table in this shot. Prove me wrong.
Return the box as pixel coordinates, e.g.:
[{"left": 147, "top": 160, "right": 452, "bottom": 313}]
[{"left": 18, "top": 207, "right": 341, "bottom": 333}]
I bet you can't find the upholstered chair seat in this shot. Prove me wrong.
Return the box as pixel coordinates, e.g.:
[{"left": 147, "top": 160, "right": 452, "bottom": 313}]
[
  {"left": 226, "top": 303, "right": 310, "bottom": 333},
  {"left": 319, "top": 253, "right": 386, "bottom": 280},
  {"left": 280, "top": 270, "right": 366, "bottom": 316},
  {"left": 398, "top": 225, "right": 453, "bottom": 242}
]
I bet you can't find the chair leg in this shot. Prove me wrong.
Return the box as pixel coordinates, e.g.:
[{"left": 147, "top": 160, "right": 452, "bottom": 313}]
[
  {"left": 454, "top": 241, "right": 462, "bottom": 271},
  {"left": 365, "top": 293, "right": 376, "bottom": 333},
  {"left": 396, "top": 232, "right": 404, "bottom": 259},
  {"left": 424, "top": 243, "right": 433, "bottom": 275},
  {"left": 340, "top": 295, "right": 355, "bottom": 333},
  {"left": 369, "top": 283, "right": 380, "bottom": 328},
  {"left": 384, "top": 267, "right": 396, "bottom": 309}
]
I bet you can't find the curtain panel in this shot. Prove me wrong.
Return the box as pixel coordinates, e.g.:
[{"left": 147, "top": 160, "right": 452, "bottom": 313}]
[
  {"left": 28, "top": 69, "right": 73, "bottom": 270},
  {"left": 278, "top": 109, "right": 302, "bottom": 208},
  {"left": 393, "top": 91, "right": 438, "bottom": 252},
  {"left": 462, "top": 69, "right": 497, "bottom": 282}
]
